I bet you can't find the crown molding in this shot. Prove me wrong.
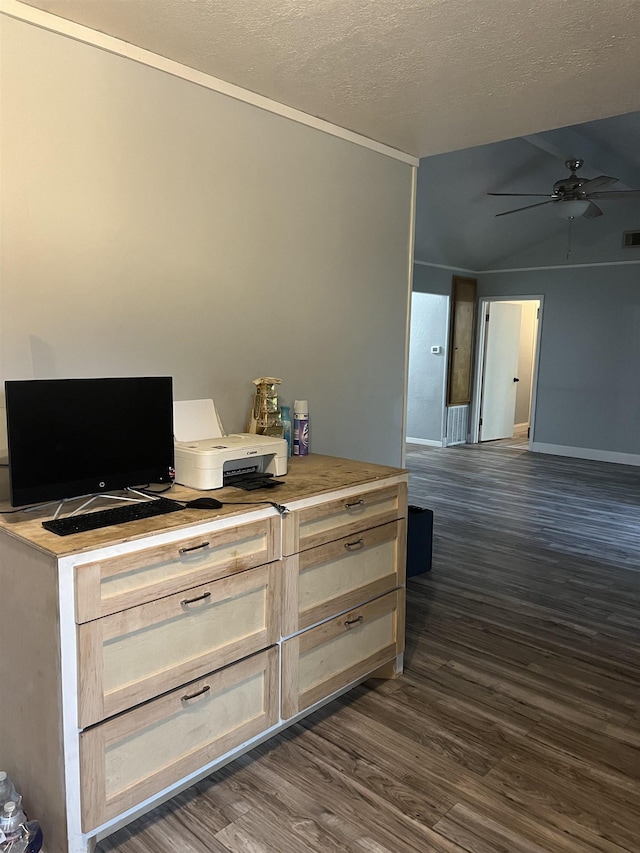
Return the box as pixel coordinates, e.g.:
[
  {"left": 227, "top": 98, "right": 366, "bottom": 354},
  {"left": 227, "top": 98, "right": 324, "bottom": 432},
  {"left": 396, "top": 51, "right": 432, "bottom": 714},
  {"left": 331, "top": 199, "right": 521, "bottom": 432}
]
[
  {"left": 414, "top": 258, "right": 640, "bottom": 275},
  {"left": 413, "top": 261, "right": 477, "bottom": 274},
  {"left": 0, "top": 0, "right": 418, "bottom": 167}
]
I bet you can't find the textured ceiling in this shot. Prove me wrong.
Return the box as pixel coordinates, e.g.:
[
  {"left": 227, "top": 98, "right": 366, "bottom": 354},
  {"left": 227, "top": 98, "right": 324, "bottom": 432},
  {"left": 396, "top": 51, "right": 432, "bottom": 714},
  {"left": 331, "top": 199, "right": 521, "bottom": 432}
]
[{"left": 16, "top": 0, "right": 640, "bottom": 157}]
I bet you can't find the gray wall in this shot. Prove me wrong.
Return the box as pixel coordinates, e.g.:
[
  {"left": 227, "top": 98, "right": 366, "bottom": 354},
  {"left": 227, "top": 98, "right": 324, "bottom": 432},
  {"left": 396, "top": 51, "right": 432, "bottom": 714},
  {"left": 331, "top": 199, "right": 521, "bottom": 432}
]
[
  {"left": 412, "top": 263, "right": 458, "bottom": 296},
  {"left": 477, "top": 266, "right": 640, "bottom": 456},
  {"left": 0, "top": 17, "right": 414, "bottom": 484},
  {"left": 486, "top": 204, "right": 640, "bottom": 270}
]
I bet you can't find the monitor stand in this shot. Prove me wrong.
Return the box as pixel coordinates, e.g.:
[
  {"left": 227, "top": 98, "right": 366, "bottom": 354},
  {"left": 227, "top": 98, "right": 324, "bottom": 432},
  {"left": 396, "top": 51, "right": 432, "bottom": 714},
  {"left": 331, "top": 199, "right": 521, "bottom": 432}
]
[{"left": 52, "top": 491, "right": 147, "bottom": 521}]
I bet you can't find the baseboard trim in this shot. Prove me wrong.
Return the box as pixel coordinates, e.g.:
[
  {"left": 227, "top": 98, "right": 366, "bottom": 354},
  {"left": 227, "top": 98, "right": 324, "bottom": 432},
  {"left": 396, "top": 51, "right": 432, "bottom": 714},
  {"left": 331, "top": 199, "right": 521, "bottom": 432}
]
[
  {"left": 530, "top": 442, "right": 640, "bottom": 467},
  {"left": 406, "top": 437, "right": 444, "bottom": 447}
]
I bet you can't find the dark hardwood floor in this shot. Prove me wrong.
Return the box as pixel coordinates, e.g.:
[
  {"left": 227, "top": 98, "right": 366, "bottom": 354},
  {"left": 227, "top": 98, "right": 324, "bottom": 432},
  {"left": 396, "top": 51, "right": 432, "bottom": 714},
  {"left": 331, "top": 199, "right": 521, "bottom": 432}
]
[{"left": 98, "top": 443, "right": 640, "bottom": 853}]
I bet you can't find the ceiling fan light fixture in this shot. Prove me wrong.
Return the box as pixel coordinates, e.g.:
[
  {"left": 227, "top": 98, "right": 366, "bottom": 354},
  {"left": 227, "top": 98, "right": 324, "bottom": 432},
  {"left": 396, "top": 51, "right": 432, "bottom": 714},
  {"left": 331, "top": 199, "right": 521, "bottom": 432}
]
[
  {"left": 489, "top": 161, "right": 635, "bottom": 220},
  {"left": 554, "top": 198, "right": 590, "bottom": 219}
]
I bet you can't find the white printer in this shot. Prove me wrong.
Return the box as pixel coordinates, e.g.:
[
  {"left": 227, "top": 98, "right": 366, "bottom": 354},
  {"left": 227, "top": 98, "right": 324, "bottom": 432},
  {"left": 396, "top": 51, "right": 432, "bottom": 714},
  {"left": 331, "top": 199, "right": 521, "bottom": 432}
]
[{"left": 173, "top": 399, "right": 288, "bottom": 490}]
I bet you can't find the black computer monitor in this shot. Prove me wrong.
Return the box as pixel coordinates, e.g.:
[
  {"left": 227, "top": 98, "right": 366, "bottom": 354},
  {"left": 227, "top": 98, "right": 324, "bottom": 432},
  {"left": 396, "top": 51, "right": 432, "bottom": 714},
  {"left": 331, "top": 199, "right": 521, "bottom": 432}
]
[{"left": 5, "top": 376, "right": 175, "bottom": 507}]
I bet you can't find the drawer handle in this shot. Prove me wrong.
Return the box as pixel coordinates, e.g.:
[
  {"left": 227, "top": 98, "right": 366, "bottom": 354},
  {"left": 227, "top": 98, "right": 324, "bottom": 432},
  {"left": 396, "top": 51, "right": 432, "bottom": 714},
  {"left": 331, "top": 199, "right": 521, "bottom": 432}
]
[
  {"left": 181, "top": 591, "right": 212, "bottom": 606},
  {"left": 344, "top": 538, "right": 364, "bottom": 551},
  {"left": 344, "top": 615, "right": 364, "bottom": 628},
  {"left": 344, "top": 499, "right": 365, "bottom": 510},
  {"left": 181, "top": 684, "right": 211, "bottom": 703},
  {"left": 179, "top": 541, "right": 211, "bottom": 555}
]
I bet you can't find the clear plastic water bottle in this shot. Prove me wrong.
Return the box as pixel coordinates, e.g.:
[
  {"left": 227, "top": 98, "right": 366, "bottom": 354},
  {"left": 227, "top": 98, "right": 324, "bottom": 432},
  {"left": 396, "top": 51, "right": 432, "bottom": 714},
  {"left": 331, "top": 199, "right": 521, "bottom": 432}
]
[
  {"left": 0, "top": 801, "right": 27, "bottom": 845},
  {"left": 280, "top": 406, "right": 292, "bottom": 457},
  {"left": 0, "top": 772, "right": 20, "bottom": 808}
]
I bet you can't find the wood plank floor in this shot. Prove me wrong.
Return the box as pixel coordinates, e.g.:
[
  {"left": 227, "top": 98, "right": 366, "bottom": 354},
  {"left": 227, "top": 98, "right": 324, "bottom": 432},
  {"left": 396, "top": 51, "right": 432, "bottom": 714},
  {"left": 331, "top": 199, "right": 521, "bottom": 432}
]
[{"left": 97, "top": 444, "right": 640, "bottom": 853}]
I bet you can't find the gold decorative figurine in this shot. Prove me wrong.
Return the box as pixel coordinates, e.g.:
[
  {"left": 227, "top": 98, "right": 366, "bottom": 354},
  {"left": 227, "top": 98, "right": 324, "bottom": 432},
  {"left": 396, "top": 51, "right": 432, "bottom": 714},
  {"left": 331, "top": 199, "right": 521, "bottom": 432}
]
[{"left": 248, "top": 377, "right": 284, "bottom": 437}]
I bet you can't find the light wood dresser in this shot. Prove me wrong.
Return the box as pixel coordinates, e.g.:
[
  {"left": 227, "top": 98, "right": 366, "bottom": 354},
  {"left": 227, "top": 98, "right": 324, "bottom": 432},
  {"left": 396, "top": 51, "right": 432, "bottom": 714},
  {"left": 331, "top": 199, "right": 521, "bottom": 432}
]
[{"left": 0, "top": 454, "right": 407, "bottom": 853}]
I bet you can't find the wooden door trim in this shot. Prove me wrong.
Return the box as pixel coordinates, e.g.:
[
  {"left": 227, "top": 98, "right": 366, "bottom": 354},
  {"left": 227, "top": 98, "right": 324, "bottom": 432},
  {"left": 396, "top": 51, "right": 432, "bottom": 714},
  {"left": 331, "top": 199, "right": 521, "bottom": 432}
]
[{"left": 446, "top": 275, "right": 477, "bottom": 407}]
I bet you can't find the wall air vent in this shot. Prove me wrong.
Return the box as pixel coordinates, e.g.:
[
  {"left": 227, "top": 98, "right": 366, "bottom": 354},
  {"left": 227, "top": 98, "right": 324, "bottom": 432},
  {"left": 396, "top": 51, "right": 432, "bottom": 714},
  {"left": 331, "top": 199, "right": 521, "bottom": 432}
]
[
  {"left": 622, "top": 231, "right": 640, "bottom": 248},
  {"left": 445, "top": 405, "right": 468, "bottom": 446}
]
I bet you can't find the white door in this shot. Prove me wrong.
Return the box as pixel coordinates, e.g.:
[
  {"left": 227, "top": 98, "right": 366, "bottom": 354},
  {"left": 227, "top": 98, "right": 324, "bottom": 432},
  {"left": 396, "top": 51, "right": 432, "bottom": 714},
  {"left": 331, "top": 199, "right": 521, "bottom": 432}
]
[{"left": 480, "top": 302, "right": 522, "bottom": 441}]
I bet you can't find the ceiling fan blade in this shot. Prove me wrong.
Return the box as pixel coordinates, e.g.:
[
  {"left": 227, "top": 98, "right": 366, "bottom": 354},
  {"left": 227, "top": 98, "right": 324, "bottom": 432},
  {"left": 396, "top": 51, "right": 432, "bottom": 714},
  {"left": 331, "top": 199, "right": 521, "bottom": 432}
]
[
  {"left": 583, "top": 201, "right": 603, "bottom": 219},
  {"left": 495, "top": 200, "right": 555, "bottom": 217},
  {"left": 578, "top": 175, "right": 618, "bottom": 194},
  {"left": 488, "top": 193, "right": 551, "bottom": 197},
  {"left": 588, "top": 190, "right": 640, "bottom": 199}
]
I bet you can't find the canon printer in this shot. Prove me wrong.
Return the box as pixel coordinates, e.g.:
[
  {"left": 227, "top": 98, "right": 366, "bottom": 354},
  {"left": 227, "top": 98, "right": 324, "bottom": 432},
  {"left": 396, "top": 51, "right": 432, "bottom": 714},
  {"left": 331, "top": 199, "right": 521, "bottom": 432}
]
[{"left": 173, "top": 399, "right": 288, "bottom": 490}]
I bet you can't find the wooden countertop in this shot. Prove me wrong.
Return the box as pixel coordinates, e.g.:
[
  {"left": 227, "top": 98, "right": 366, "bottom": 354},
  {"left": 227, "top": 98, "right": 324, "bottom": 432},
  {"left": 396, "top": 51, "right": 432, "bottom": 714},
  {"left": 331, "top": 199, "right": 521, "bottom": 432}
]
[{"left": 0, "top": 454, "right": 407, "bottom": 558}]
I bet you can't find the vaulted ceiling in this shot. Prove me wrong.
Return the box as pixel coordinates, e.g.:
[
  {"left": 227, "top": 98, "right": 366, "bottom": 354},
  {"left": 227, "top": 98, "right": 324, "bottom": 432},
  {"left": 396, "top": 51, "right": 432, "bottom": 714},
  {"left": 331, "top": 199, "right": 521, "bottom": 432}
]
[
  {"left": 414, "top": 112, "right": 640, "bottom": 271},
  {"left": 13, "top": 0, "right": 640, "bottom": 267}
]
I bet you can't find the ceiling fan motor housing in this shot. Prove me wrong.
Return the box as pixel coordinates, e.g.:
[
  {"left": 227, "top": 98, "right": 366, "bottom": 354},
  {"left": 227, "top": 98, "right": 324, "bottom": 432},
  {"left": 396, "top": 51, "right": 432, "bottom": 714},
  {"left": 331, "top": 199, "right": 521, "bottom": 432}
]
[{"left": 553, "top": 160, "right": 587, "bottom": 198}]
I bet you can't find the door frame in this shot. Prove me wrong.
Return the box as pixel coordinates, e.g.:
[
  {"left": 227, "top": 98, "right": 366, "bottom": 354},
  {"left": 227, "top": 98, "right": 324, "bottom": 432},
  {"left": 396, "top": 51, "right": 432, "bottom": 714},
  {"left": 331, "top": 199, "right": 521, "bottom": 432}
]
[{"left": 469, "top": 294, "right": 544, "bottom": 446}]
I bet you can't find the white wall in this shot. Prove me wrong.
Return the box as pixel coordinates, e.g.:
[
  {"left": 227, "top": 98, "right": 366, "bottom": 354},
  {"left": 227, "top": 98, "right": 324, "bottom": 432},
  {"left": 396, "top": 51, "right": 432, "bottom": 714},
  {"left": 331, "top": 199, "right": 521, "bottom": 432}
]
[
  {"left": 408, "top": 263, "right": 478, "bottom": 445},
  {"left": 0, "top": 16, "right": 415, "bottom": 478},
  {"left": 406, "top": 292, "right": 449, "bottom": 444},
  {"left": 508, "top": 300, "right": 538, "bottom": 426}
]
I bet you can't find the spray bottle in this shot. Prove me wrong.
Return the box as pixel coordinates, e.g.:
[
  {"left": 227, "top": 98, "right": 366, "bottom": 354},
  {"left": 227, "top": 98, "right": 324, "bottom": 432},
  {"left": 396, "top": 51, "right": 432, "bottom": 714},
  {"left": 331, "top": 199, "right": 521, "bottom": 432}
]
[{"left": 293, "top": 400, "right": 309, "bottom": 456}]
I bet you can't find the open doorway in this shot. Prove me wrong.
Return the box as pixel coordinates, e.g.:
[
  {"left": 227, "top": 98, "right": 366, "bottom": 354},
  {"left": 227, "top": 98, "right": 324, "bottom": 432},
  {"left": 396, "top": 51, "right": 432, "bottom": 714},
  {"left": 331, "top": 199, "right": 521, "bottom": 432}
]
[{"left": 470, "top": 296, "right": 543, "bottom": 447}]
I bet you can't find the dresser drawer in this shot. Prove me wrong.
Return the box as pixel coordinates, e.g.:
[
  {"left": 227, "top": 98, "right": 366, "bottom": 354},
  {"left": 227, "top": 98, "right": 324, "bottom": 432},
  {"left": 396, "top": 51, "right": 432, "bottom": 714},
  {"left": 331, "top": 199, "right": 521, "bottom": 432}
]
[
  {"left": 75, "top": 516, "right": 279, "bottom": 622},
  {"left": 282, "top": 519, "right": 406, "bottom": 636},
  {"left": 282, "top": 482, "right": 406, "bottom": 556},
  {"left": 281, "top": 590, "right": 402, "bottom": 719},
  {"left": 77, "top": 563, "right": 279, "bottom": 727},
  {"left": 80, "top": 647, "right": 279, "bottom": 831}
]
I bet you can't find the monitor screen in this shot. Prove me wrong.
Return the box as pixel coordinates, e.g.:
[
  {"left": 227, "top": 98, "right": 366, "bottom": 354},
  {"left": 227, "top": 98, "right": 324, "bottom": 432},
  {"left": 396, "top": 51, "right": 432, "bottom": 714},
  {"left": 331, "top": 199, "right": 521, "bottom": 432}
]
[{"left": 5, "top": 377, "right": 175, "bottom": 507}]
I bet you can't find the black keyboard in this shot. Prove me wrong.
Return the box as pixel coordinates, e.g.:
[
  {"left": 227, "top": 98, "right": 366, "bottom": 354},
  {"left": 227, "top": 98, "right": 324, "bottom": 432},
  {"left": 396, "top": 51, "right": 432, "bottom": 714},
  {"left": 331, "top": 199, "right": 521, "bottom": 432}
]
[{"left": 42, "top": 498, "right": 184, "bottom": 536}]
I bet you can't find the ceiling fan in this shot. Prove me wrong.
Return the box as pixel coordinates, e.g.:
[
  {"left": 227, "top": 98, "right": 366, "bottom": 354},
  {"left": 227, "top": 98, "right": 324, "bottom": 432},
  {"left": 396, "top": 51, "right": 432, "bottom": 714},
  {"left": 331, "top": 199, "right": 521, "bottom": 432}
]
[{"left": 489, "top": 159, "right": 640, "bottom": 219}]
